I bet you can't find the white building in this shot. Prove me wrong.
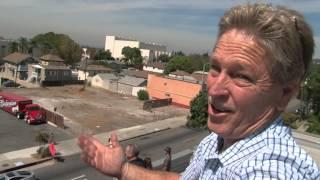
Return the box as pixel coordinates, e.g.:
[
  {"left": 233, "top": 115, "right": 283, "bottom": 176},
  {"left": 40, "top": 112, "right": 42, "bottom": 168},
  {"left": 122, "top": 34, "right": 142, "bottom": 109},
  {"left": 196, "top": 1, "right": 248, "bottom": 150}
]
[{"left": 105, "top": 35, "right": 169, "bottom": 62}]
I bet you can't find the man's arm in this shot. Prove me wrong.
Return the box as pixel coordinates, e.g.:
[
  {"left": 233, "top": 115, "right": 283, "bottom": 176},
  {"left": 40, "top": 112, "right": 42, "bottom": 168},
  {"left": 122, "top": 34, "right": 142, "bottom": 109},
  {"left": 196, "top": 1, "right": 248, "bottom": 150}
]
[
  {"left": 120, "top": 162, "right": 179, "bottom": 180},
  {"left": 78, "top": 133, "right": 180, "bottom": 180}
]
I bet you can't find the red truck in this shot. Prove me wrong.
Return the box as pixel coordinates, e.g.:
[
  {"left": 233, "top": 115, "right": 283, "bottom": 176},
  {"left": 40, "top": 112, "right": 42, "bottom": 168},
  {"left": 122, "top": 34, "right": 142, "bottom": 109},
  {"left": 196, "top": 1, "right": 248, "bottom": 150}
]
[{"left": 0, "top": 92, "right": 46, "bottom": 124}]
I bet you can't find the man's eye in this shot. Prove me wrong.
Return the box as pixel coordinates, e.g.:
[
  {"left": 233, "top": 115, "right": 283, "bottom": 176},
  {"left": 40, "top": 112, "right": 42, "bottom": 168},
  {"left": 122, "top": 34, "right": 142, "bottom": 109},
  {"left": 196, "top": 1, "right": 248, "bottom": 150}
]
[
  {"left": 210, "top": 65, "right": 220, "bottom": 76},
  {"left": 235, "top": 74, "right": 253, "bottom": 83}
]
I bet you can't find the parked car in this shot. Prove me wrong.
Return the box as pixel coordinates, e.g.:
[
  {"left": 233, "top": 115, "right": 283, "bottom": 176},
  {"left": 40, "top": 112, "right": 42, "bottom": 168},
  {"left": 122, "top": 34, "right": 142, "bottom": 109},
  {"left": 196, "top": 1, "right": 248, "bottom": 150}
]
[
  {"left": 0, "top": 170, "right": 36, "bottom": 180},
  {"left": 1, "top": 80, "right": 20, "bottom": 87}
]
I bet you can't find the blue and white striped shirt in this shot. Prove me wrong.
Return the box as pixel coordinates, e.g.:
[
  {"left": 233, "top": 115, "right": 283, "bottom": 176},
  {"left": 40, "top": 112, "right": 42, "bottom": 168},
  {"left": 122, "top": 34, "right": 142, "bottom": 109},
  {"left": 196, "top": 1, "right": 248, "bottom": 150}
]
[{"left": 181, "top": 117, "right": 320, "bottom": 179}]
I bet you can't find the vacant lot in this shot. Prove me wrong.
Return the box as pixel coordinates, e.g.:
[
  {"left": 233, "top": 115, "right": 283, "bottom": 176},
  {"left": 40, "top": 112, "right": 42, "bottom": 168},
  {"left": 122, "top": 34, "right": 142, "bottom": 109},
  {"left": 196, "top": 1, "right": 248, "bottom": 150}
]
[{"left": 4, "top": 85, "right": 188, "bottom": 135}]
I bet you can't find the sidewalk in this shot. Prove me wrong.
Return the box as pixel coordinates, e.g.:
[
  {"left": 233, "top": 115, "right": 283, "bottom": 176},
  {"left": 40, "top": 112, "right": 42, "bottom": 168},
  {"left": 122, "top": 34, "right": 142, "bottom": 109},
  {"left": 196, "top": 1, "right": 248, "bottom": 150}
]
[{"left": 0, "top": 115, "right": 188, "bottom": 173}]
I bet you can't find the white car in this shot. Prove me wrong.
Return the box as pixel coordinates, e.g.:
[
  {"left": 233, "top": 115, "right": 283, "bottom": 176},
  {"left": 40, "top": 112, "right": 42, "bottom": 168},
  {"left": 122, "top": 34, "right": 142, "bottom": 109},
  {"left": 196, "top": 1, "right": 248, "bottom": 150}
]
[{"left": 0, "top": 170, "right": 36, "bottom": 180}]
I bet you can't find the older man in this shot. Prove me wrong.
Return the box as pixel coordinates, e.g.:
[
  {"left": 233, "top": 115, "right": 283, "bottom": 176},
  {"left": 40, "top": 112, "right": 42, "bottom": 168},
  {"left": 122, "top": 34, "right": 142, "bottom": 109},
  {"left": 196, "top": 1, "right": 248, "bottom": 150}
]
[{"left": 78, "top": 3, "right": 320, "bottom": 179}]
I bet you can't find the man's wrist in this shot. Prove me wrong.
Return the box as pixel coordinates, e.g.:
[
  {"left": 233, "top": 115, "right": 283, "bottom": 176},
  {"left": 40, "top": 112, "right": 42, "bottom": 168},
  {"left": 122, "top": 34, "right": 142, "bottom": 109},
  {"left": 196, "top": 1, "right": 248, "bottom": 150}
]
[{"left": 119, "top": 162, "right": 129, "bottom": 180}]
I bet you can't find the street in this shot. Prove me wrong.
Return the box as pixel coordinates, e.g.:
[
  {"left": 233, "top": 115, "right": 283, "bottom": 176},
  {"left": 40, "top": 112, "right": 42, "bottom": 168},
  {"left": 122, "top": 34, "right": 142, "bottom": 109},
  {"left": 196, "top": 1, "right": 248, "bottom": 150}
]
[
  {"left": 0, "top": 110, "right": 73, "bottom": 153},
  {"left": 32, "top": 127, "right": 209, "bottom": 180}
]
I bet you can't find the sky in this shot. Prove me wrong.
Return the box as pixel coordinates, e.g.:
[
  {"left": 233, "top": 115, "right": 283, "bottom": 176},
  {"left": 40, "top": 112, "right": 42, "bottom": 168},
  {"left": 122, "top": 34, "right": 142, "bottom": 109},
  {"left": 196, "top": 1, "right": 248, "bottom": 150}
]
[{"left": 0, "top": 0, "right": 320, "bottom": 57}]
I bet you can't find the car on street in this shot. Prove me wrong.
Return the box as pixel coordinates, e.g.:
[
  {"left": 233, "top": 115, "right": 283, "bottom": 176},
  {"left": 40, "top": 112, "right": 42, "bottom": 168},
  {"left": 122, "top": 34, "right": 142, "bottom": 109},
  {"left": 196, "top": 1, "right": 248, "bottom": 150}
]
[{"left": 0, "top": 170, "right": 36, "bottom": 180}]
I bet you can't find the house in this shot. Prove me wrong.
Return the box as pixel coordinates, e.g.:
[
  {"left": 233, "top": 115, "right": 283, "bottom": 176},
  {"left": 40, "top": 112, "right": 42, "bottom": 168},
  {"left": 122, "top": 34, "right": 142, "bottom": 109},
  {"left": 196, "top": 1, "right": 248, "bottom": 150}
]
[
  {"left": 27, "top": 54, "right": 72, "bottom": 84},
  {"left": 169, "top": 70, "right": 197, "bottom": 82},
  {"left": 91, "top": 73, "right": 119, "bottom": 92},
  {"left": 78, "top": 64, "right": 113, "bottom": 81},
  {"left": 147, "top": 74, "right": 202, "bottom": 108},
  {"left": 118, "top": 75, "right": 147, "bottom": 96},
  {"left": 2, "top": 52, "right": 38, "bottom": 80},
  {"left": 143, "top": 62, "right": 166, "bottom": 73}
]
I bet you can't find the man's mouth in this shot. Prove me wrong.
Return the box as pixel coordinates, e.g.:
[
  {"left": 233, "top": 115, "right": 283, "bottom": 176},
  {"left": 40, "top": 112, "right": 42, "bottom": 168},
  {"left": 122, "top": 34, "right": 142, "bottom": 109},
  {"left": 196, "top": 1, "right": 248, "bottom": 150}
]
[{"left": 210, "top": 104, "right": 233, "bottom": 113}]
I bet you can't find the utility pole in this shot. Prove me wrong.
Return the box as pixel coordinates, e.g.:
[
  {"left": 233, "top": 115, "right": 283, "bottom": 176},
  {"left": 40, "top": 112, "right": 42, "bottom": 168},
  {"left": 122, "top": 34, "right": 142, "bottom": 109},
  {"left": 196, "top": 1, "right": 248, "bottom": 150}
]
[{"left": 82, "top": 48, "right": 90, "bottom": 90}]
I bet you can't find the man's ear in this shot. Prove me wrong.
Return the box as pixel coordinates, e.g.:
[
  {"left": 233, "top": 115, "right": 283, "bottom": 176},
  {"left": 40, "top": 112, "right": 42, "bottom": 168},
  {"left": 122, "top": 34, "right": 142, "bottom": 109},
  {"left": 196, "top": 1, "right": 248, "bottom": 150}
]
[{"left": 276, "top": 82, "right": 300, "bottom": 112}]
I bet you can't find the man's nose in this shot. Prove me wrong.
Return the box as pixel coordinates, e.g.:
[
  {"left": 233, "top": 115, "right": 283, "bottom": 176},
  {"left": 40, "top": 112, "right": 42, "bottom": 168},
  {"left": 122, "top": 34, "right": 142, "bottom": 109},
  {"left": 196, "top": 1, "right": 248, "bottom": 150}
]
[{"left": 208, "top": 73, "right": 229, "bottom": 97}]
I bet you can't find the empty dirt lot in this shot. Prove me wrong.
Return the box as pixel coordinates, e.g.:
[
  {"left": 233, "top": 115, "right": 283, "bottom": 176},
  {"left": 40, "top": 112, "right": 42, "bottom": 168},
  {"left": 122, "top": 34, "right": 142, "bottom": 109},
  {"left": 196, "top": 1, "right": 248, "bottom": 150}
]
[{"left": 4, "top": 85, "right": 188, "bottom": 136}]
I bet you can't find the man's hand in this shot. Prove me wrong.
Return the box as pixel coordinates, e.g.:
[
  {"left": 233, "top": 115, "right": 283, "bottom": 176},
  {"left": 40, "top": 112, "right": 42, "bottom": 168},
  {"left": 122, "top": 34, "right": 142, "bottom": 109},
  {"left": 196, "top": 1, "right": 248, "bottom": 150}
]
[{"left": 78, "top": 133, "right": 125, "bottom": 178}]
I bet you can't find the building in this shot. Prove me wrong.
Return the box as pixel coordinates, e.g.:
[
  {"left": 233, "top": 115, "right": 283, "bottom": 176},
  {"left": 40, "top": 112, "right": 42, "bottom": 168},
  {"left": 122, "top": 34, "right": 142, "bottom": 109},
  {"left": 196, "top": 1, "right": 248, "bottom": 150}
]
[
  {"left": 2, "top": 52, "right": 37, "bottom": 81},
  {"left": 147, "top": 74, "right": 202, "bottom": 108},
  {"left": 91, "top": 73, "right": 119, "bottom": 92},
  {"left": 143, "top": 62, "right": 166, "bottom": 73},
  {"left": 118, "top": 75, "right": 147, "bottom": 96},
  {"left": 78, "top": 64, "right": 113, "bottom": 81},
  {"left": 105, "top": 35, "right": 169, "bottom": 62},
  {"left": 28, "top": 54, "right": 72, "bottom": 84}
]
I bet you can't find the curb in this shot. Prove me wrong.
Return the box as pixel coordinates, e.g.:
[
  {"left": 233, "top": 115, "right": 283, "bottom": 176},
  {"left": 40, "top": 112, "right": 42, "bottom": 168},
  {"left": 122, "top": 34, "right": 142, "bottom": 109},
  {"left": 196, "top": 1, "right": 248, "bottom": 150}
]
[{"left": 0, "top": 157, "right": 53, "bottom": 174}]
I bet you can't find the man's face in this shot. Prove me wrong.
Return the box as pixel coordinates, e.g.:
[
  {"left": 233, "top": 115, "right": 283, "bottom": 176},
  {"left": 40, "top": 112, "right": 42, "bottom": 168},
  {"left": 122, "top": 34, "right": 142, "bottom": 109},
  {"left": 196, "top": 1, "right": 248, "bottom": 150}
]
[{"left": 207, "top": 29, "right": 285, "bottom": 141}]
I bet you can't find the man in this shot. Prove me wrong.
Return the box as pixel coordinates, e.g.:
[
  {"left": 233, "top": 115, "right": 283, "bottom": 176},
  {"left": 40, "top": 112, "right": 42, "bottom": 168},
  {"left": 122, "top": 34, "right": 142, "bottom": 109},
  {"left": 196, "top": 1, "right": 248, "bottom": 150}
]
[
  {"left": 78, "top": 3, "right": 320, "bottom": 179},
  {"left": 125, "top": 144, "right": 145, "bottom": 168},
  {"left": 161, "top": 147, "right": 171, "bottom": 171}
]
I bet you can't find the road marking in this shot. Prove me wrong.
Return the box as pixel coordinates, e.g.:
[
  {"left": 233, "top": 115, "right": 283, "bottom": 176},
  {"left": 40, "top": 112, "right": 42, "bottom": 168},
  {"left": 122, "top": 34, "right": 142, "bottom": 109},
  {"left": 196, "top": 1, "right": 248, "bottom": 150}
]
[{"left": 70, "top": 174, "right": 86, "bottom": 180}]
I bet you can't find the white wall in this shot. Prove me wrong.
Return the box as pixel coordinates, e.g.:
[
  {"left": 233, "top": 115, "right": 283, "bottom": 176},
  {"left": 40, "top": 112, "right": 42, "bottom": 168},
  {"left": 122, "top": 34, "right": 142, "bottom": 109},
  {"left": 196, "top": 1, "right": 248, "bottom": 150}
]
[
  {"left": 132, "top": 87, "right": 146, "bottom": 97},
  {"left": 143, "top": 66, "right": 164, "bottom": 73}
]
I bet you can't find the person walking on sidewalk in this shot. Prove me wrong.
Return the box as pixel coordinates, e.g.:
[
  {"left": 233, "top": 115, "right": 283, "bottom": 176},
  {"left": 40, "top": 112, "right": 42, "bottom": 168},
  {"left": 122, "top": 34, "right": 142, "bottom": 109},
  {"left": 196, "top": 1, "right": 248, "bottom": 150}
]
[{"left": 78, "top": 3, "right": 320, "bottom": 179}]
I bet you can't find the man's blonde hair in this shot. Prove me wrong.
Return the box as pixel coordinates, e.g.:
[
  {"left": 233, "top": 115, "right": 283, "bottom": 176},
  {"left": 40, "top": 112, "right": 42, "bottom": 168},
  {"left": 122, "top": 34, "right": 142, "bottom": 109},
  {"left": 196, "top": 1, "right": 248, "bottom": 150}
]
[{"left": 218, "top": 3, "right": 314, "bottom": 84}]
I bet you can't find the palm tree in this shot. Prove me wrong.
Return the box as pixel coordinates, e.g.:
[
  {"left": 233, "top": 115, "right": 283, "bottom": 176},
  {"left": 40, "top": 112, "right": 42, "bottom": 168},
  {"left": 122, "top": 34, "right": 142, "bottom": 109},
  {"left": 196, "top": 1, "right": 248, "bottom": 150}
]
[
  {"left": 8, "top": 41, "right": 19, "bottom": 53},
  {"left": 17, "top": 37, "right": 29, "bottom": 53}
]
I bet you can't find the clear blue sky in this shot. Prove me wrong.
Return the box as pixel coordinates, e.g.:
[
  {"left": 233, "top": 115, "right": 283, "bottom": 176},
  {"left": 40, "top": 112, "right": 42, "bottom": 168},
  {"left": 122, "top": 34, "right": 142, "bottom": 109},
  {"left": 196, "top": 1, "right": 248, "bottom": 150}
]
[{"left": 0, "top": 0, "right": 319, "bottom": 57}]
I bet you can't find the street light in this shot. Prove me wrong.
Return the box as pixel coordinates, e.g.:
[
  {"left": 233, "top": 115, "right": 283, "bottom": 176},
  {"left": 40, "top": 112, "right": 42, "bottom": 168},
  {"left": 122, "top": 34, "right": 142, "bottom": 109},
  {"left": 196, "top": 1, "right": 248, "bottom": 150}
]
[{"left": 82, "top": 48, "right": 90, "bottom": 90}]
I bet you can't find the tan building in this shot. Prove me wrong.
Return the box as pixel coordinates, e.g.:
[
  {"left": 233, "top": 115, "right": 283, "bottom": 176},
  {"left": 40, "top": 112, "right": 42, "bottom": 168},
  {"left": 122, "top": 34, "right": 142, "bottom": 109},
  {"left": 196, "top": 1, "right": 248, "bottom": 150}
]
[{"left": 147, "top": 74, "right": 202, "bottom": 108}]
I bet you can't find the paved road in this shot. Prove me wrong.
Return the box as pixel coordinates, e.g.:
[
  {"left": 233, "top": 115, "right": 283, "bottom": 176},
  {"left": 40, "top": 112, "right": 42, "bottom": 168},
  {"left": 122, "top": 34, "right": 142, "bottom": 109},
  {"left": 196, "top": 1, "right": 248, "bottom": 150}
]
[
  {"left": 0, "top": 110, "right": 74, "bottom": 154},
  {"left": 32, "top": 127, "right": 208, "bottom": 180}
]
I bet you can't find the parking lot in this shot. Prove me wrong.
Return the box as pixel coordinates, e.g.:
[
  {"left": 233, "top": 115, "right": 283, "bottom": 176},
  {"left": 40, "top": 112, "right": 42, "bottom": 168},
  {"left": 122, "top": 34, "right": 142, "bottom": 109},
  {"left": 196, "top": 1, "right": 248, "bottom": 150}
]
[{"left": 4, "top": 85, "right": 189, "bottom": 135}]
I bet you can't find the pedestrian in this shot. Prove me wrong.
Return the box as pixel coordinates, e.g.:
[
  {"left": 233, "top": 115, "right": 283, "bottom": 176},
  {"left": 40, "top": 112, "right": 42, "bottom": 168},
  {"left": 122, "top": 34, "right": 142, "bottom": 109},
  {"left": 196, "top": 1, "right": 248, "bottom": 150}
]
[
  {"left": 125, "top": 144, "right": 145, "bottom": 168},
  {"left": 78, "top": 3, "right": 320, "bottom": 179},
  {"left": 161, "top": 147, "right": 171, "bottom": 171},
  {"left": 143, "top": 157, "right": 153, "bottom": 170}
]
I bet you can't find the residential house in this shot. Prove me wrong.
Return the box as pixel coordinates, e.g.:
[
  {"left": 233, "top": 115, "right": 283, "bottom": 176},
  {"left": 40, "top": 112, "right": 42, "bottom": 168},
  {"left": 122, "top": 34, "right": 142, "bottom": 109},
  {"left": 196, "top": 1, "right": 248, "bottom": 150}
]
[
  {"left": 2, "top": 52, "right": 37, "bottom": 80},
  {"left": 143, "top": 62, "right": 166, "bottom": 73},
  {"left": 91, "top": 73, "right": 119, "bottom": 92},
  {"left": 118, "top": 75, "right": 147, "bottom": 96},
  {"left": 78, "top": 64, "right": 113, "bottom": 81},
  {"left": 28, "top": 54, "right": 72, "bottom": 84},
  {"left": 147, "top": 74, "right": 202, "bottom": 108}
]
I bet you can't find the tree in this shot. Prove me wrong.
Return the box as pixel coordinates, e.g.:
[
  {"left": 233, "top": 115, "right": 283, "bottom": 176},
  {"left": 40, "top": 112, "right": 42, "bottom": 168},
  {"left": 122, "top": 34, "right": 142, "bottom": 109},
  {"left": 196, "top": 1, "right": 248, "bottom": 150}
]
[
  {"left": 17, "top": 37, "right": 30, "bottom": 53},
  {"left": 164, "top": 55, "right": 194, "bottom": 74},
  {"left": 137, "top": 90, "right": 149, "bottom": 101},
  {"left": 121, "top": 46, "right": 143, "bottom": 66},
  {"left": 8, "top": 41, "right": 19, "bottom": 53},
  {"left": 94, "top": 49, "right": 113, "bottom": 60},
  {"left": 186, "top": 90, "right": 208, "bottom": 128},
  {"left": 157, "top": 54, "right": 170, "bottom": 62},
  {"left": 31, "top": 32, "right": 82, "bottom": 65}
]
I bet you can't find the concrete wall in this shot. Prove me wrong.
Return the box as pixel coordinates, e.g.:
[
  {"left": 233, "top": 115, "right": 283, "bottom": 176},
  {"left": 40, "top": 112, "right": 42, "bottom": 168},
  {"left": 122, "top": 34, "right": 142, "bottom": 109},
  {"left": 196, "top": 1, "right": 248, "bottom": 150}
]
[
  {"left": 143, "top": 66, "right": 164, "bottom": 73},
  {"left": 132, "top": 87, "right": 146, "bottom": 97},
  {"left": 147, "top": 74, "right": 202, "bottom": 107}
]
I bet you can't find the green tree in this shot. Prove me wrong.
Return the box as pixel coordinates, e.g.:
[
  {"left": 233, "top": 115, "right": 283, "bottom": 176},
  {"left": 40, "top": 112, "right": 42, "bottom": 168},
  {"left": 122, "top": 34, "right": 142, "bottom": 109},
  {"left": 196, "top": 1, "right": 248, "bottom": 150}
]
[
  {"left": 8, "top": 41, "right": 19, "bottom": 53},
  {"left": 157, "top": 54, "right": 170, "bottom": 62},
  {"left": 94, "top": 49, "right": 113, "bottom": 60},
  {"left": 17, "top": 37, "right": 30, "bottom": 53},
  {"left": 164, "top": 55, "right": 194, "bottom": 74},
  {"left": 186, "top": 90, "right": 208, "bottom": 128},
  {"left": 121, "top": 46, "right": 142, "bottom": 66},
  {"left": 31, "top": 32, "right": 81, "bottom": 65},
  {"left": 137, "top": 90, "right": 149, "bottom": 101}
]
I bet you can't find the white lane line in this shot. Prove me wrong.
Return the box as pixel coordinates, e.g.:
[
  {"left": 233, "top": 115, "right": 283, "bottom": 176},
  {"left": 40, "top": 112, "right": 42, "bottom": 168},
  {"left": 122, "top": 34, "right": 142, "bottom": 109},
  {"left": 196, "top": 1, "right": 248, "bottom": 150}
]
[{"left": 70, "top": 174, "right": 86, "bottom": 180}]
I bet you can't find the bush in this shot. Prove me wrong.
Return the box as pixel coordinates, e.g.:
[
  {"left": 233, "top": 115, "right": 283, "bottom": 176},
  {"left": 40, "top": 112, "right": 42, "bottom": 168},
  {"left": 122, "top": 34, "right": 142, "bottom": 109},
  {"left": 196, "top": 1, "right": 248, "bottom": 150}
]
[
  {"left": 35, "top": 131, "right": 50, "bottom": 144},
  {"left": 36, "top": 146, "right": 51, "bottom": 158},
  {"left": 137, "top": 90, "right": 149, "bottom": 101},
  {"left": 186, "top": 90, "right": 208, "bottom": 128},
  {"left": 306, "top": 115, "right": 320, "bottom": 135}
]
